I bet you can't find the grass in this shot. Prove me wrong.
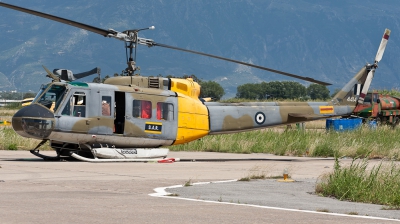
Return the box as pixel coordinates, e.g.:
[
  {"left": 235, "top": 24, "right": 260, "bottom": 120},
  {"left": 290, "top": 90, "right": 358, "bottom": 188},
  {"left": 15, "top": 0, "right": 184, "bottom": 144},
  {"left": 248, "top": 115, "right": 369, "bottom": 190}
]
[
  {"left": 316, "top": 209, "right": 330, "bottom": 213},
  {"left": 238, "top": 165, "right": 268, "bottom": 181},
  {"left": 3, "top": 117, "right": 400, "bottom": 160},
  {"left": 381, "top": 205, "right": 400, "bottom": 210},
  {"left": 183, "top": 179, "right": 192, "bottom": 187},
  {"left": 0, "top": 127, "right": 52, "bottom": 150},
  {"left": 238, "top": 177, "right": 251, "bottom": 181},
  {"left": 169, "top": 124, "right": 400, "bottom": 160},
  {"left": 316, "top": 155, "right": 400, "bottom": 207}
]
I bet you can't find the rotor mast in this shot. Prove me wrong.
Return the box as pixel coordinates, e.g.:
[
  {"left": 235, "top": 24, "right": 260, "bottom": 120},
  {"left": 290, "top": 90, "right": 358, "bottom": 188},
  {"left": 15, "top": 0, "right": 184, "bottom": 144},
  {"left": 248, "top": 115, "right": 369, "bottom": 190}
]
[{"left": 120, "top": 26, "right": 155, "bottom": 75}]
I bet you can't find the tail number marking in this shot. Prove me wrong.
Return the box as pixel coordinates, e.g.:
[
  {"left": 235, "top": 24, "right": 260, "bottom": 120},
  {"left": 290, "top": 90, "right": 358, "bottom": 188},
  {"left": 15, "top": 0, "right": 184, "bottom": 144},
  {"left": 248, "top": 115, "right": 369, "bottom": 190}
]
[{"left": 347, "top": 97, "right": 357, "bottom": 102}]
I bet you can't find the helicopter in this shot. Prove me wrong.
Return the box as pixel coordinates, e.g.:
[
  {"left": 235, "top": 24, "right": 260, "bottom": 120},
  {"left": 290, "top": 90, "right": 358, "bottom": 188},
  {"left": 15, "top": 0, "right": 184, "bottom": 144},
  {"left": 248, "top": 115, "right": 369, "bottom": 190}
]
[{"left": 0, "top": 2, "right": 390, "bottom": 162}]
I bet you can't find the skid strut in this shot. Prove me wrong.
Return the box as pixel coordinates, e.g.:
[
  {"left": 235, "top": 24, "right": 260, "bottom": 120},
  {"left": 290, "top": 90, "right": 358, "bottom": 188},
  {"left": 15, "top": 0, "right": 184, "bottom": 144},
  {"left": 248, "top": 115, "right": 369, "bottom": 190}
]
[{"left": 30, "top": 140, "right": 61, "bottom": 161}]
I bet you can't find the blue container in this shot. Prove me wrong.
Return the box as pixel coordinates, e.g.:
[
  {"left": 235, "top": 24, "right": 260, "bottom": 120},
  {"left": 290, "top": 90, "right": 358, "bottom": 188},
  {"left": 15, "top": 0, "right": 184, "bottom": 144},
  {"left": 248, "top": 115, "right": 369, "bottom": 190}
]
[{"left": 326, "top": 118, "right": 362, "bottom": 131}]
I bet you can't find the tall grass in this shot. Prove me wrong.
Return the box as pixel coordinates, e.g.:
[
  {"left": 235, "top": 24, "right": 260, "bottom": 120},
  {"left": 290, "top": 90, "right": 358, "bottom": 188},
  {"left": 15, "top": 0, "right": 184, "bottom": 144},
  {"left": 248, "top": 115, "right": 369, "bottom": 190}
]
[
  {"left": 169, "top": 125, "right": 400, "bottom": 159},
  {"left": 0, "top": 127, "right": 51, "bottom": 150},
  {"left": 316, "top": 156, "right": 400, "bottom": 207},
  {"left": 1, "top": 118, "right": 400, "bottom": 160}
]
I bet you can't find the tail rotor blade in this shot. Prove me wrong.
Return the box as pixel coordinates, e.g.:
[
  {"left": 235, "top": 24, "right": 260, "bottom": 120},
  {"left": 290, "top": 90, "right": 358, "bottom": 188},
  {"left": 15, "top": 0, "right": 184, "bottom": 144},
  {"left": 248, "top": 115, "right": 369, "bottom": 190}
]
[
  {"left": 357, "top": 69, "right": 375, "bottom": 104},
  {"left": 375, "top": 28, "right": 391, "bottom": 63}
]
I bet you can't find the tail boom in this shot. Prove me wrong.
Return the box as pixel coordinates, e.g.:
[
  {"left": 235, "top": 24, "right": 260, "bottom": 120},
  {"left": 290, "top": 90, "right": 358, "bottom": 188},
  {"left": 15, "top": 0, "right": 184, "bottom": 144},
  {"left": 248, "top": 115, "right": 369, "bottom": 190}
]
[{"left": 206, "top": 102, "right": 353, "bottom": 134}]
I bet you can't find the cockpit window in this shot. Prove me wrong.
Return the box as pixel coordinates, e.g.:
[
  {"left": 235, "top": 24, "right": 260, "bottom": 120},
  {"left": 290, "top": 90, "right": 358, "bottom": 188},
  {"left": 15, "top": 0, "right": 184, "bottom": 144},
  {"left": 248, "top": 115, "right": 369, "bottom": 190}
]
[
  {"left": 33, "top": 84, "right": 67, "bottom": 112},
  {"left": 61, "top": 92, "right": 87, "bottom": 117},
  {"left": 364, "top": 93, "right": 372, "bottom": 104}
]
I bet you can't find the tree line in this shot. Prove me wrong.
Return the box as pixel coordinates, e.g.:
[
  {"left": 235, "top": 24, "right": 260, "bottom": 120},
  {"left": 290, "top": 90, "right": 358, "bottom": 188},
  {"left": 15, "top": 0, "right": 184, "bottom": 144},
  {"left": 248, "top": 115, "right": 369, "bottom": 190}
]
[{"left": 236, "top": 81, "right": 330, "bottom": 100}]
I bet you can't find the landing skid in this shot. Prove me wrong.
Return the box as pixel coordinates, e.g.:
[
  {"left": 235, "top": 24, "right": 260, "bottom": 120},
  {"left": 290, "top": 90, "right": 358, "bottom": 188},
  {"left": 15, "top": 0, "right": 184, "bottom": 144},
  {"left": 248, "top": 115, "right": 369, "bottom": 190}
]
[
  {"left": 71, "top": 153, "right": 179, "bottom": 163},
  {"left": 30, "top": 140, "right": 61, "bottom": 161},
  {"left": 28, "top": 140, "right": 179, "bottom": 163},
  {"left": 30, "top": 149, "right": 60, "bottom": 161}
]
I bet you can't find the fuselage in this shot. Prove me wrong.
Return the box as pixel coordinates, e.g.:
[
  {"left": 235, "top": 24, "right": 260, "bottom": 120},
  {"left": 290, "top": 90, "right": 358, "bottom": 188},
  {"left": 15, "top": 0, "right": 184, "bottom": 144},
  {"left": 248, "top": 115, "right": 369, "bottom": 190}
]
[{"left": 12, "top": 78, "right": 354, "bottom": 149}]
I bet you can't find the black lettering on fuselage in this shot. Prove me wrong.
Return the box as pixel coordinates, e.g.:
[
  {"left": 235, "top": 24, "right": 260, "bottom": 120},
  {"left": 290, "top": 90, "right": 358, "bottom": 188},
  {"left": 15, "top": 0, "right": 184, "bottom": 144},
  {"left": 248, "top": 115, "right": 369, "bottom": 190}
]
[{"left": 120, "top": 149, "right": 137, "bottom": 154}]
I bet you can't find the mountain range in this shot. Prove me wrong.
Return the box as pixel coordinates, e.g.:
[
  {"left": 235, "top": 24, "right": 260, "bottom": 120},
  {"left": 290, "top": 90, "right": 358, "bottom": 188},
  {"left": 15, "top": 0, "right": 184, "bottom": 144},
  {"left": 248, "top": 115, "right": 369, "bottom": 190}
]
[{"left": 0, "top": 0, "right": 399, "bottom": 98}]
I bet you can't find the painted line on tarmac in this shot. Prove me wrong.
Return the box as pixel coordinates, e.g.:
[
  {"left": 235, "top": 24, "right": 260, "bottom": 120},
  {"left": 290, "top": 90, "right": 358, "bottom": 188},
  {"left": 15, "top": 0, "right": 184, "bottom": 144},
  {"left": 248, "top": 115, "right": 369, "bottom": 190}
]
[{"left": 149, "top": 180, "right": 400, "bottom": 222}]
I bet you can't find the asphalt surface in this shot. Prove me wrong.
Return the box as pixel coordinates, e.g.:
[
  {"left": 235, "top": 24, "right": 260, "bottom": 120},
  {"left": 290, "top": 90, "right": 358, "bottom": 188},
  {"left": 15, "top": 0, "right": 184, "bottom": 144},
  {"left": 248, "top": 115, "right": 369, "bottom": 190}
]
[{"left": 0, "top": 150, "right": 399, "bottom": 223}]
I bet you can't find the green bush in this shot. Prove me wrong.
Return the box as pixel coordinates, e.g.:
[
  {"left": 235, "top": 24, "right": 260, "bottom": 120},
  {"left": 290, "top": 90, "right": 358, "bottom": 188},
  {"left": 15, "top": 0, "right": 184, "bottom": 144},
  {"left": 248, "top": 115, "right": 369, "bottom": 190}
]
[
  {"left": 316, "top": 156, "right": 400, "bottom": 207},
  {"left": 312, "top": 143, "right": 335, "bottom": 157},
  {"left": 7, "top": 143, "right": 17, "bottom": 150}
]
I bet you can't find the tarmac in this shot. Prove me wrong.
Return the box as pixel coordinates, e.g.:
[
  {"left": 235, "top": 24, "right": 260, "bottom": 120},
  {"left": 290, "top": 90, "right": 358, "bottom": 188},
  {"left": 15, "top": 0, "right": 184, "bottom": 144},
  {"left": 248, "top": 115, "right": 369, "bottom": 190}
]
[{"left": 0, "top": 150, "right": 399, "bottom": 223}]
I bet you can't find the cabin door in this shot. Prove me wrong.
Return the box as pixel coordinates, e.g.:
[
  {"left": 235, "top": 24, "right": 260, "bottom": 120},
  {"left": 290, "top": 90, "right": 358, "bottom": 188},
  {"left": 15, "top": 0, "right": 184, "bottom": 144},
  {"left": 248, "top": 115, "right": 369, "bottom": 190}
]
[
  {"left": 123, "top": 93, "right": 178, "bottom": 140},
  {"left": 114, "top": 91, "right": 126, "bottom": 134},
  {"left": 55, "top": 89, "right": 91, "bottom": 133}
]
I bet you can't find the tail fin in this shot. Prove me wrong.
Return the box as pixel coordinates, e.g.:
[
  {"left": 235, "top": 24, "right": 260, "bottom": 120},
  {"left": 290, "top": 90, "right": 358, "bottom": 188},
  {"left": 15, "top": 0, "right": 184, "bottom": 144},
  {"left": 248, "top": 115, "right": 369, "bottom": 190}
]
[{"left": 331, "top": 28, "right": 391, "bottom": 107}]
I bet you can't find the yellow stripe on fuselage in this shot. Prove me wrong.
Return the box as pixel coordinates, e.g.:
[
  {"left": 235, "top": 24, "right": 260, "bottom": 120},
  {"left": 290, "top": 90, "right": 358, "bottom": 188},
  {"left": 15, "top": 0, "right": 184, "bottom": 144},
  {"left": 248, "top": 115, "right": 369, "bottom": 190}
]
[{"left": 319, "top": 106, "right": 334, "bottom": 114}]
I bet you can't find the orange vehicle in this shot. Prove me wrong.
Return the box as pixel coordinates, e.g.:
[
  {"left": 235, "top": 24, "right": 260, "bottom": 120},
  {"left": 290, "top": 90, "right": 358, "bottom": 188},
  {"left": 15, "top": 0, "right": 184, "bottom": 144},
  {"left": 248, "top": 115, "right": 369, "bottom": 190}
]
[{"left": 352, "top": 91, "right": 400, "bottom": 127}]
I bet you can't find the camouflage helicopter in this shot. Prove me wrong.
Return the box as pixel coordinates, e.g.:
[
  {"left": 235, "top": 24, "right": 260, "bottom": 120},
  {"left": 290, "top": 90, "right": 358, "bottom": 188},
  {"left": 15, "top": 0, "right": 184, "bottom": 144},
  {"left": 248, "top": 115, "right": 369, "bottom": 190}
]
[{"left": 0, "top": 2, "right": 390, "bottom": 162}]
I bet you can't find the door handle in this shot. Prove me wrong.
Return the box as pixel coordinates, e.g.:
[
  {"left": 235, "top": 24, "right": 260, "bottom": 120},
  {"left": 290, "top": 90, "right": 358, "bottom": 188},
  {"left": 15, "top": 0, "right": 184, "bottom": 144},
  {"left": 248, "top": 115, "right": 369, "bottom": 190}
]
[{"left": 86, "top": 120, "right": 90, "bottom": 125}]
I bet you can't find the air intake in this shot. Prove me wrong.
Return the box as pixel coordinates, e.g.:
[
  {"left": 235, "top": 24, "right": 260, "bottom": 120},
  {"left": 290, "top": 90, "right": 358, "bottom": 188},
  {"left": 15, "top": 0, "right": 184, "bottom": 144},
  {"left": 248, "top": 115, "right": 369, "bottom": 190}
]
[{"left": 148, "top": 77, "right": 160, "bottom": 88}]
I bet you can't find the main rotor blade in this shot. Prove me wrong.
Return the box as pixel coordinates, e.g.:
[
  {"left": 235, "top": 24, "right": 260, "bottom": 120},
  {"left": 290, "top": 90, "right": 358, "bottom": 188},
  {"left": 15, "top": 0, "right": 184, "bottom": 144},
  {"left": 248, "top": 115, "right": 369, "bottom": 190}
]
[
  {"left": 153, "top": 43, "right": 331, "bottom": 86},
  {"left": 0, "top": 2, "right": 331, "bottom": 85},
  {"left": 0, "top": 2, "right": 113, "bottom": 37},
  {"left": 375, "top": 28, "right": 391, "bottom": 63}
]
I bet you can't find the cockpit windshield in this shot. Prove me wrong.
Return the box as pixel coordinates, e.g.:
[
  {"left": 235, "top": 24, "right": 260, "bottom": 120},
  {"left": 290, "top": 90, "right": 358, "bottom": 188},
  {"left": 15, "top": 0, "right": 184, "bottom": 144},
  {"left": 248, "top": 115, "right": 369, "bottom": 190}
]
[{"left": 32, "top": 84, "right": 67, "bottom": 112}]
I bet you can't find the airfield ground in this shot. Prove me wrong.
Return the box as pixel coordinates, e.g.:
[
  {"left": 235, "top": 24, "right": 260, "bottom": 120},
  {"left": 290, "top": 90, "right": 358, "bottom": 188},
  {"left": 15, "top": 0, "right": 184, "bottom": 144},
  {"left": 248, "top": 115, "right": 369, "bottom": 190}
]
[{"left": 0, "top": 150, "right": 398, "bottom": 223}]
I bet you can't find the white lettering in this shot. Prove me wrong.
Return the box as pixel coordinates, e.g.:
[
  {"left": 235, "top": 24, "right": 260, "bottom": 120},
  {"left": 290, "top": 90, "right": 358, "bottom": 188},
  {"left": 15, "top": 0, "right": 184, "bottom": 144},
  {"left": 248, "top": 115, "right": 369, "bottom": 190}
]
[
  {"left": 148, "top": 125, "right": 159, "bottom": 130},
  {"left": 347, "top": 97, "right": 357, "bottom": 102}
]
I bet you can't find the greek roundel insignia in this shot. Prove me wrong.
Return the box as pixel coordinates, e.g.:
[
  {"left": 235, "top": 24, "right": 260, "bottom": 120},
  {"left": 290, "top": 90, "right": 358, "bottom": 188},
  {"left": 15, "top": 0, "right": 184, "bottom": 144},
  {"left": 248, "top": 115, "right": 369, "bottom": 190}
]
[{"left": 255, "top": 112, "right": 265, "bottom": 125}]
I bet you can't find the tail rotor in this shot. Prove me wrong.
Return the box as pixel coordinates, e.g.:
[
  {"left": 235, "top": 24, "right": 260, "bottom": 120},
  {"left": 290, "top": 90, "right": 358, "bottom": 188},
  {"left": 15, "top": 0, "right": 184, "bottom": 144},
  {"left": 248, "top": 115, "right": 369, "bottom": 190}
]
[{"left": 358, "top": 28, "right": 391, "bottom": 104}]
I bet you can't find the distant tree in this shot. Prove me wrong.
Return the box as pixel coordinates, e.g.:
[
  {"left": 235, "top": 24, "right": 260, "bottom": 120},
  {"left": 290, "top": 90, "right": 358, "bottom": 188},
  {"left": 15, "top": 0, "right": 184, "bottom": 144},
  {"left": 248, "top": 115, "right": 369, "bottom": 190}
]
[
  {"left": 236, "top": 81, "right": 307, "bottom": 100},
  {"left": 102, "top": 75, "right": 110, "bottom": 83},
  {"left": 236, "top": 83, "right": 263, "bottom": 99},
  {"left": 23, "top": 92, "right": 36, "bottom": 99},
  {"left": 199, "top": 81, "right": 225, "bottom": 101},
  {"left": 307, "top": 84, "right": 330, "bottom": 100},
  {"left": 264, "top": 81, "right": 285, "bottom": 99},
  {"left": 281, "top": 81, "right": 307, "bottom": 99},
  {"left": 92, "top": 76, "right": 101, "bottom": 83}
]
